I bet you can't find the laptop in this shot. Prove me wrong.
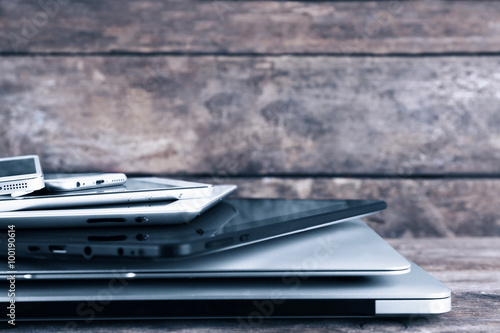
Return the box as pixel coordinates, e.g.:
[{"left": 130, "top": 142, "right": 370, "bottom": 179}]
[
  {"left": 0, "top": 198, "right": 450, "bottom": 320},
  {"left": 1, "top": 261, "right": 450, "bottom": 321},
  {"left": 4, "top": 198, "right": 388, "bottom": 260},
  {"left": 1, "top": 217, "right": 410, "bottom": 279}
]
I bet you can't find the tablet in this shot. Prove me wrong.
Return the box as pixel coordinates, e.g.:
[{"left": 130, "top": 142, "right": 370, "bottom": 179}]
[
  {"left": 7, "top": 198, "right": 387, "bottom": 259},
  {"left": 0, "top": 177, "right": 214, "bottom": 212},
  {"left": 0, "top": 184, "right": 236, "bottom": 229},
  {"left": 4, "top": 219, "right": 409, "bottom": 280}
]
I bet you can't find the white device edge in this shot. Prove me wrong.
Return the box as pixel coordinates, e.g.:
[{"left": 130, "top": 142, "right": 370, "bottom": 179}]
[
  {"left": 0, "top": 177, "right": 215, "bottom": 212},
  {"left": 45, "top": 173, "right": 128, "bottom": 191}
]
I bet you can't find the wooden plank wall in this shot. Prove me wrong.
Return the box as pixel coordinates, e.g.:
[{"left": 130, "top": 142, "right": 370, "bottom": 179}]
[{"left": 1, "top": 0, "right": 500, "bottom": 237}]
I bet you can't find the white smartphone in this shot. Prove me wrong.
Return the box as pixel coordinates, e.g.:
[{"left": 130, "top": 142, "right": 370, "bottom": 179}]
[
  {"left": 0, "top": 155, "right": 45, "bottom": 197},
  {"left": 45, "top": 173, "right": 127, "bottom": 191}
]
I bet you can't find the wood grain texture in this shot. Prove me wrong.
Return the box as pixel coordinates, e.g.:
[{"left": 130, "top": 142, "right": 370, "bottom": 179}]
[
  {"left": 2, "top": 56, "right": 500, "bottom": 175},
  {"left": 389, "top": 238, "right": 500, "bottom": 332},
  {"left": 1, "top": 0, "right": 500, "bottom": 54},
  {"left": 202, "top": 177, "right": 500, "bottom": 237},
  {"left": 388, "top": 238, "right": 500, "bottom": 272},
  {"left": 4, "top": 237, "right": 499, "bottom": 332}
]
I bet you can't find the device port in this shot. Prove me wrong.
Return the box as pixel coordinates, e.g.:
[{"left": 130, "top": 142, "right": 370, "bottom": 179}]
[
  {"left": 84, "top": 246, "right": 92, "bottom": 257},
  {"left": 96, "top": 179, "right": 105, "bottom": 185},
  {"left": 88, "top": 235, "right": 127, "bottom": 242},
  {"left": 28, "top": 246, "right": 40, "bottom": 253},
  {"left": 136, "top": 233, "right": 149, "bottom": 241},
  {"left": 87, "top": 218, "right": 126, "bottom": 223},
  {"left": 49, "top": 245, "right": 67, "bottom": 254}
]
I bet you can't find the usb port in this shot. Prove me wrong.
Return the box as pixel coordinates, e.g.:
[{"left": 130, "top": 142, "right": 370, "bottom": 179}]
[
  {"left": 49, "top": 245, "right": 67, "bottom": 254},
  {"left": 96, "top": 180, "right": 105, "bottom": 185},
  {"left": 28, "top": 246, "right": 40, "bottom": 253}
]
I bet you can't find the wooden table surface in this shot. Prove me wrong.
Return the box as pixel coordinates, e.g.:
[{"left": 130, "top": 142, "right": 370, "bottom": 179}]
[{"left": 4, "top": 236, "right": 499, "bottom": 332}]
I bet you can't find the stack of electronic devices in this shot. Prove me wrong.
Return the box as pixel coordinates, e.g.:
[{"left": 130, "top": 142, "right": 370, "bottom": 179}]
[{"left": 0, "top": 155, "right": 450, "bottom": 322}]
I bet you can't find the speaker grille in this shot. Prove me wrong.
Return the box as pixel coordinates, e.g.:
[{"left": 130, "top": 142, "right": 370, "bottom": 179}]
[{"left": 1, "top": 181, "right": 28, "bottom": 191}]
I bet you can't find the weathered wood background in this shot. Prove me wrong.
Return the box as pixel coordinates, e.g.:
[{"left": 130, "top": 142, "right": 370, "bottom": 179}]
[{"left": 2, "top": 0, "right": 500, "bottom": 237}]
